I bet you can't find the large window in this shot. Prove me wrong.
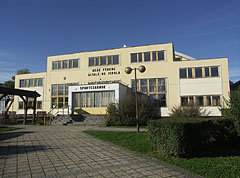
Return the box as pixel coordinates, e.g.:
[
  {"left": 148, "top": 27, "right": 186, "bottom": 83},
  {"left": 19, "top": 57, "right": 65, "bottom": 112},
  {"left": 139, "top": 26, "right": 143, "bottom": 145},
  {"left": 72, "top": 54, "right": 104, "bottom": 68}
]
[
  {"left": 131, "top": 50, "right": 165, "bottom": 63},
  {"left": 132, "top": 78, "right": 167, "bottom": 107},
  {"left": 88, "top": 55, "right": 119, "bottom": 67},
  {"left": 18, "top": 100, "right": 42, "bottom": 109},
  {"left": 181, "top": 95, "right": 221, "bottom": 106},
  {"left": 180, "top": 69, "right": 187, "bottom": 78},
  {"left": 52, "top": 59, "right": 79, "bottom": 70},
  {"left": 195, "top": 68, "right": 202, "bottom": 78},
  {"left": 51, "top": 84, "right": 68, "bottom": 108},
  {"left": 180, "top": 66, "right": 219, "bottom": 79},
  {"left": 19, "top": 78, "right": 43, "bottom": 87},
  {"left": 72, "top": 91, "right": 115, "bottom": 108}
]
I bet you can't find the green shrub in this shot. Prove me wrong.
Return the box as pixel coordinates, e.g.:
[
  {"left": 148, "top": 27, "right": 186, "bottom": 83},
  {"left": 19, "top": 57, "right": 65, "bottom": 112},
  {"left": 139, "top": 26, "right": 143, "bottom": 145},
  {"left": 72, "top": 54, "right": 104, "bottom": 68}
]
[
  {"left": 170, "top": 105, "right": 209, "bottom": 118},
  {"left": 220, "top": 88, "right": 240, "bottom": 135},
  {"left": 105, "top": 95, "right": 157, "bottom": 126},
  {"left": 148, "top": 118, "right": 238, "bottom": 158}
]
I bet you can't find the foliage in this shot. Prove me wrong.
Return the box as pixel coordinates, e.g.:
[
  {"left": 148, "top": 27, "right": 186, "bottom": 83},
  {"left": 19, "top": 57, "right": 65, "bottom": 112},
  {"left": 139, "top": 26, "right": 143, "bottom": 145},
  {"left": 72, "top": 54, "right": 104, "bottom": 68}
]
[
  {"left": 85, "top": 130, "right": 240, "bottom": 178},
  {"left": 12, "top": 68, "right": 30, "bottom": 80},
  {"left": 105, "top": 95, "right": 157, "bottom": 126},
  {"left": 0, "top": 126, "right": 20, "bottom": 132},
  {"left": 148, "top": 118, "right": 238, "bottom": 158},
  {"left": 220, "top": 88, "right": 240, "bottom": 135},
  {"left": 3, "top": 80, "right": 14, "bottom": 88},
  {"left": 170, "top": 104, "right": 209, "bottom": 118}
]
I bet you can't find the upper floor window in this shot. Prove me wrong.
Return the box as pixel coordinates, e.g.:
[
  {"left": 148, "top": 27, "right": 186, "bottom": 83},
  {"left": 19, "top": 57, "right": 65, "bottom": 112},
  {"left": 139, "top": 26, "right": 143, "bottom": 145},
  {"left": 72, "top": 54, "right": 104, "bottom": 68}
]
[
  {"left": 180, "top": 69, "right": 187, "bottom": 78},
  {"left": 180, "top": 66, "right": 219, "bottom": 79},
  {"left": 195, "top": 68, "right": 202, "bottom": 78},
  {"left": 52, "top": 59, "right": 79, "bottom": 70},
  {"left": 131, "top": 50, "right": 165, "bottom": 63},
  {"left": 211, "top": 67, "right": 219, "bottom": 77},
  {"left": 88, "top": 55, "right": 119, "bottom": 67},
  {"left": 19, "top": 78, "right": 43, "bottom": 87}
]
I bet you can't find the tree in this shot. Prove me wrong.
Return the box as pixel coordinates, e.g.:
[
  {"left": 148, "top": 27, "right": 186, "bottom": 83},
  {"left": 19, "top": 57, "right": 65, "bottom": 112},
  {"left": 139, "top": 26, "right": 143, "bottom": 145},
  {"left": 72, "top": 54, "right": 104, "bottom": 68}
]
[
  {"left": 3, "top": 80, "right": 14, "bottom": 89},
  {"left": 12, "top": 69, "right": 30, "bottom": 80}
]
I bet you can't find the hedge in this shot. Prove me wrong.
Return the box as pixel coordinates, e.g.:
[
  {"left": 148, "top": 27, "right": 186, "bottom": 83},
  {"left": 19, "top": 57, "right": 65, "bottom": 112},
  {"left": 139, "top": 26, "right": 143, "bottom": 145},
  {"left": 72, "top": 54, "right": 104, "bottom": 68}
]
[{"left": 148, "top": 118, "right": 238, "bottom": 158}]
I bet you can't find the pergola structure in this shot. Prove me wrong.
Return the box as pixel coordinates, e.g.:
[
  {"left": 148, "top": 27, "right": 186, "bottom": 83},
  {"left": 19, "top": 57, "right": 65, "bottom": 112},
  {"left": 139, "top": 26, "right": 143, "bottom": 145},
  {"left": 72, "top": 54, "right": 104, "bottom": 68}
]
[{"left": 0, "top": 86, "right": 41, "bottom": 124}]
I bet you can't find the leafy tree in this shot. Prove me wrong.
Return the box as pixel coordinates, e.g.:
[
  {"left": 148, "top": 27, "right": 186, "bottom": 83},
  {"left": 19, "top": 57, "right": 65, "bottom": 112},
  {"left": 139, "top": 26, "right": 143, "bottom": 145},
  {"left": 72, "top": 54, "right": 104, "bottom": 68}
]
[
  {"left": 3, "top": 80, "right": 14, "bottom": 89},
  {"left": 12, "top": 69, "right": 30, "bottom": 80}
]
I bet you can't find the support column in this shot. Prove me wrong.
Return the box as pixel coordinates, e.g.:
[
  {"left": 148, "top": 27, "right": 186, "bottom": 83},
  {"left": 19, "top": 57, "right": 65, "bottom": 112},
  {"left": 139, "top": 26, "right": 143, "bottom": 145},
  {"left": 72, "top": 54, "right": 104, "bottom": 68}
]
[
  {"left": 32, "top": 97, "right": 37, "bottom": 124},
  {"left": 24, "top": 97, "right": 28, "bottom": 125}
]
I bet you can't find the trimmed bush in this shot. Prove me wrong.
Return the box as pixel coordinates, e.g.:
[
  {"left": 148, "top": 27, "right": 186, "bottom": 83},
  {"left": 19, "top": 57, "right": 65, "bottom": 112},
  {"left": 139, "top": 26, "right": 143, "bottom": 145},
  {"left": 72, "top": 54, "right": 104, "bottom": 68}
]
[
  {"left": 148, "top": 118, "right": 238, "bottom": 158},
  {"left": 170, "top": 105, "right": 209, "bottom": 118},
  {"left": 105, "top": 95, "right": 157, "bottom": 126}
]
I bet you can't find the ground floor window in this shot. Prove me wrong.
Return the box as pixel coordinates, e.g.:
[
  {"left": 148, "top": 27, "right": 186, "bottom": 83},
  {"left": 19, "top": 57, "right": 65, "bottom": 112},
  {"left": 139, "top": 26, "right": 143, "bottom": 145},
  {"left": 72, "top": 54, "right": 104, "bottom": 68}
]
[
  {"left": 132, "top": 78, "right": 167, "bottom": 107},
  {"left": 72, "top": 91, "right": 115, "bottom": 108},
  {"left": 51, "top": 84, "right": 68, "bottom": 108},
  {"left": 181, "top": 95, "right": 221, "bottom": 106}
]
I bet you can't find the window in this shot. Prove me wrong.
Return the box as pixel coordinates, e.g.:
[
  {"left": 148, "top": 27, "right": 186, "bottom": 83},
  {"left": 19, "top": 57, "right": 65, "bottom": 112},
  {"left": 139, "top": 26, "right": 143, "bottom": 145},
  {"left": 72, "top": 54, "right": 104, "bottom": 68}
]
[
  {"left": 51, "top": 84, "right": 68, "bottom": 108},
  {"left": 86, "top": 93, "right": 93, "bottom": 107},
  {"left": 158, "top": 94, "right": 166, "bottom": 107},
  {"left": 52, "top": 84, "right": 57, "bottom": 96},
  {"left": 174, "top": 57, "right": 181, "bottom": 61},
  {"left": 38, "top": 79, "right": 43, "bottom": 86},
  {"left": 158, "top": 79, "right": 165, "bottom": 92},
  {"left": 189, "top": 96, "right": 194, "bottom": 105},
  {"left": 140, "top": 79, "right": 148, "bottom": 92},
  {"left": 69, "top": 60, "right": 73, "bottom": 68},
  {"left": 211, "top": 67, "right": 219, "bottom": 77},
  {"left": 158, "top": 51, "right": 164, "bottom": 61},
  {"left": 20, "top": 80, "right": 25, "bottom": 87},
  {"left": 149, "top": 79, "right": 156, "bottom": 92},
  {"left": 212, "top": 96, "right": 220, "bottom": 106},
  {"left": 195, "top": 68, "right": 202, "bottom": 78},
  {"left": 180, "top": 69, "right": 187, "bottom": 78},
  {"left": 58, "top": 84, "right": 64, "bottom": 95},
  {"left": 144, "top": 52, "right": 150, "bottom": 61},
  {"left": 63, "top": 61, "right": 68, "bottom": 69},
  {"left": 58, "top": 61, "right": 62, "bottom": 69},
  {"left": 206, "top": 96, "right": 211, "bottom": 106},
  {"left": 113, "top": 55, "right": 119, "bottom": 64},
  {"left": 205, "top": 67, "right": 210, "bottom": 77},
  {"left": 52, "top": 62, "right": 58, "bottom": 70},
  {"left": 100, "top": 56, "right": 106, "bottom": 65},
  {"left": 196, "top": 96, "right": 204, "bottom": 106},
  {"left": 131, "top": 53, "right": 137, "bottom": 63},
  {"left": 19, "top": 101, "right": 24, "bottom": 109},
  {"left": 108, "top": 56, "right": 112, "bottom": 65},
  {"left": 188, "top": 68, "right": 193, "bottom": 78},
  {"left": 73, "top": 59, "right": 78, "bottom": 68},
  {"left": 37, "top": 101, "right": 42, "bottom": 109},
  {"left": 29, "top": 79, "right": 33, "bottom": 87},
  {"left": 152, "top": 52, "right": 157, "bottom": 61},
  {"left": 89, "top": 58, "right": 94, "bottom": 66},
  {"left": 51, "top": 98, "right": 57, "bottom": 108},
  {"left": 138, "top": 53, "right": 142, "bottom": 62},
  {"left": 181, "top": 97, "right": 188, "bottom": 106}
]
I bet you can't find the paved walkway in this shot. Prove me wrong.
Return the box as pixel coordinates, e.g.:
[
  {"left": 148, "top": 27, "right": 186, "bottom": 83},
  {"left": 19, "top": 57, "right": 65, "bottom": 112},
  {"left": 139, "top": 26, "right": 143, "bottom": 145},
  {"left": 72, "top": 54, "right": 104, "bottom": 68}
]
[{"left": 0, "top": 125, "right": 200, "bottom": 178}]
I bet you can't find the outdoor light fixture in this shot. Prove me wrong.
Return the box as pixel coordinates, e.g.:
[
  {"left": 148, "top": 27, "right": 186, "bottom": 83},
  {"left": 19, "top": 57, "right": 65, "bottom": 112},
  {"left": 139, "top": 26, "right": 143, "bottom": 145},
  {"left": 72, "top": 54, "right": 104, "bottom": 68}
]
[{"left": 125, "top": 65, "right": 146, "bottom": 132}]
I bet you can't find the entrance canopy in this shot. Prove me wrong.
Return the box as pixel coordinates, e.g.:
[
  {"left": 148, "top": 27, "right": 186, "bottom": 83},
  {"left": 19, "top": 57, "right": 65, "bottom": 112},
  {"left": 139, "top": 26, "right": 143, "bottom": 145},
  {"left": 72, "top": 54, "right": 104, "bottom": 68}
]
[{"left": 0, "top": 86, "right": 41, "bottom": 124}]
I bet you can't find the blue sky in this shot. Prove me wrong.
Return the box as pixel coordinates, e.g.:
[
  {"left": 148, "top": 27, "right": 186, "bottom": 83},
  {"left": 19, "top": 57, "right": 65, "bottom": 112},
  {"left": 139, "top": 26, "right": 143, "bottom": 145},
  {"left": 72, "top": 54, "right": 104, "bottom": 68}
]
[{"left": 0, "top": 0, "right": 239, "bottom": 82}]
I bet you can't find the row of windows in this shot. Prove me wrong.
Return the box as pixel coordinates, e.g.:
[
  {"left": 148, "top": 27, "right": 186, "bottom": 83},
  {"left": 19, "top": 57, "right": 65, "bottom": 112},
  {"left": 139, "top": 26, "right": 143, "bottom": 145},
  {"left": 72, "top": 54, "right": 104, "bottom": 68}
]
[
  {"left": 52, "top": 59, "right": 79, "bottom": 70},
  {"left": 181, "top": 95, "right": 221, "bottom": 107},
  {"left": 180, "top": 66, "right": 219, "bottom": 79},
  {"left": 89, "top": 55, "right": 119, "bottom": 67},
  {"left": 19, "top": 101, "right": 42, "bottom": 109},
  {"left": 51, "top": 84, "right": 68, "bottom": 108},
  {"left": 72, "top": 91, "right": 115, "bottom": 108},
  {"left": 131, "top": 51, "right": 165, "bottom": 63},
  {"left": 20, "top": 78, "right": 43, "bottom": 87},
  {"left": 132, "top": 78, "right": 167, "bottom": 106}
]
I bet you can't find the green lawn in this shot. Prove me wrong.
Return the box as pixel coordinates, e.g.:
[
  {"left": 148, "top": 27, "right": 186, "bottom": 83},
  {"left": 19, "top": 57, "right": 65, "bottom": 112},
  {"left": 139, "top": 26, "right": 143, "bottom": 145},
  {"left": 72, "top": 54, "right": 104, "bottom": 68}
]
[
  {"left": 84, "top": 130, "right": 240, "bottom": 178},
  {"left": 0, "top": 126, "right": 20, "bottom": 132}
]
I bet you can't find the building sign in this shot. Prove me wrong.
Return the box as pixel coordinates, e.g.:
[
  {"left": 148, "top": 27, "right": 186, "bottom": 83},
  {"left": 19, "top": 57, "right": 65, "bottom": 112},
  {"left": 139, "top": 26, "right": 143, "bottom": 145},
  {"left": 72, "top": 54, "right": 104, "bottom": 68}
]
[
  {"left": 88, "top": 67, "right": 120, "bottom": 77},
  {"left": 79, "top": 85, "right": 106, "bottom": 91}
]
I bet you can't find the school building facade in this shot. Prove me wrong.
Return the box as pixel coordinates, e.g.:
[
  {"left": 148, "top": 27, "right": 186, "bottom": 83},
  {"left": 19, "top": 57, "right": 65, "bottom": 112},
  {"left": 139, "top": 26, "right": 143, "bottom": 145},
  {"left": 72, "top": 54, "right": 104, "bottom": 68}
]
[{"left": 13, "top": 43, "right": 230, "bottom": 117}]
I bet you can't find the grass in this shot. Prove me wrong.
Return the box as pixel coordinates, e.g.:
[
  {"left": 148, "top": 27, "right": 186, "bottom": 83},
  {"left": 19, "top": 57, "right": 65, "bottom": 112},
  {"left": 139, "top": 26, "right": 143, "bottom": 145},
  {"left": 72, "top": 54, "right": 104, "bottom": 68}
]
[
  {"left": 84, "top": 130, "right": 240, "bottom": 178},
  {"left": 0, "top": 126, "right": 21, "bottom": 132},
  {"left": 106, "top": 125, "right": 147, "bottom": 129}
]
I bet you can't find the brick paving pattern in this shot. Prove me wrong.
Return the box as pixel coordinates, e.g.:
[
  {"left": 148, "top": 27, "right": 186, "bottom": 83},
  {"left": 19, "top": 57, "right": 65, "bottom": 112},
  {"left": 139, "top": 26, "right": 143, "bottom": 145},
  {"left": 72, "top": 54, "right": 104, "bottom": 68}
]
[{"left": 0, "top": 126, "right": 200, "bottom": 178}]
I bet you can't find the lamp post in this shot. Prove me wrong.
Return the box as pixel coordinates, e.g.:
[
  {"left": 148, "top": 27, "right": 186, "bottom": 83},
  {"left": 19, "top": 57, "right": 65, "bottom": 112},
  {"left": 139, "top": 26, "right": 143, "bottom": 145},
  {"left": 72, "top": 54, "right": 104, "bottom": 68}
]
[{"left": 125, "top": 65, "right": 146, "bottom": 132}]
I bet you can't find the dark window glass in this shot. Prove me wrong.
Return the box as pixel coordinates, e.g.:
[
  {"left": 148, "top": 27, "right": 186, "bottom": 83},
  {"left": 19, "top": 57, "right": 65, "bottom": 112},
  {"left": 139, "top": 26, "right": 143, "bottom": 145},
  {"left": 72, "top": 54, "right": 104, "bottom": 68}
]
[
  {"left": 37, "top": 101, "right": 42, "bottom": 109},
  {"left": 52, "top": 84, "right": 57, "bottom": 96},
  {"left": 211, "top": 67, "right": 219, "bottom": 77},
  {"left": 38, "top": 79, "right": 43, "bottom": 86},
  {"left": 52, "top": 62, "right": 58, "bottom": 70},
  {"left": 63, "top": 61, "right": 68, "bottom": 69},
  {"left": 58, "top": 61, "right": 62, "bottom": 69},
  {"left": 65, "top": 84, "right": 68, "bottom": 95},
  {"left": 20, "top": 80, "right": 25, "bottom": 87},
  {"left": 29, "top": 79, "right": 33, "bottom": 87},
  {"left": 158, "top": 94, "right": 166, "bottom": 107},
  {"left": 131, "top": 79, "right": 139, "bottom": 92},
  {"left": 34, "top": 79, "right": 38, "bottom": 86},
  {"left": 89, "top": 58, "right": 94, "bottom": 66},
  {"left": 195, "top": 68, "right": 202, "bottom": 78},
  {"left": 113, "top": 55, "right": 119, "bottom": 64},
  {"left": 158, "top": 79, "right": 165, "bottom": 92},
  {"left": 212, "top": 96, "right": 220, "bottom": 106},
  {"left": 58, "top": 97, "right": 63, "bottom": 108},
  {"left": 95, "top": 57, "right": 99, "bottom": 66},
  {"left": 196, "top": 96, "right": 204, "bottom": 106},
  {"left": 140, "top": 79, "right": 148, "bottom": 92},
  {"left": 138, "top": 53, "right": 142, "bottom": 62},
  {"left": 180, "top": 69, "right": 187, "bottom": 78},
  {"left": 108, "top": 56, "right": 112, "bottom": 65},
  {"left": 65, "top": 97, "right": 68, "bottom": 108},
  {"left": 188, "top": 68, "right": 193, "bottom": 78},
  {"left": 149, "top": 79, "right": 156, "bottom": 92},
  {"left": 152, "top": 52, "right": 157, "bottom": 61},
  {"left": 189, "top": 96, "right": 194, "bottom": 105},
  {"left": 206, "top": 96, "right": 211, "bottom": 106},
  {"left": 69, "top": 60, "right": 73, "bottom": 68},
  {"left": 205, "top": 67, "right": 210, "bottom": 77},
  {"left": 174, "top": 57, "right": 181, "bottom": 61},
  {"left": 73, "top": 59, "right": 78, "bottom": 68},
  {"left": 144, "top": 52, "right": 150, "bottom": 61},
  {"left": 181, "top": 97, "right": 188, "bottom": 106},
  {"left": 19, "top": 101, "right": 23, "bottom": 109},
  {"left": 158, "top": 51, "right": 164, "bottom": 60},
  {"left": 100, "top": 56, "right": 106, "bottom": 65},
  {"left": 131, "top": 53, "right": 137, "bottom": 63},
  {"left": 51, "top": 98, "right": 57, "bottom": 108},
  {"left": 58, "top": 84, "right": 64, "bottom": 95},
  {"left": 149, "top": 94, "right": 157, "bottom": 101}
]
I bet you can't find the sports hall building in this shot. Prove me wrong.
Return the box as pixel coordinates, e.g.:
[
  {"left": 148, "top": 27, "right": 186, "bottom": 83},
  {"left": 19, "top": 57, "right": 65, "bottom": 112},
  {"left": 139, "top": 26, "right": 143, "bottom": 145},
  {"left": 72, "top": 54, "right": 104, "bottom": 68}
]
[{"left": 13, "top": 43, "right": 230, "bottom": 117}]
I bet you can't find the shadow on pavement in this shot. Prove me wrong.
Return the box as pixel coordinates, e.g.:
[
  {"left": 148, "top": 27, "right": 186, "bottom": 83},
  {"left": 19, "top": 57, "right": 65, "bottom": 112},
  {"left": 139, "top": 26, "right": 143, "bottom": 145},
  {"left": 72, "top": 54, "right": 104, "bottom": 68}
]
[{"left": 0, "top": 131, "right": 34, "bottom": 142}]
